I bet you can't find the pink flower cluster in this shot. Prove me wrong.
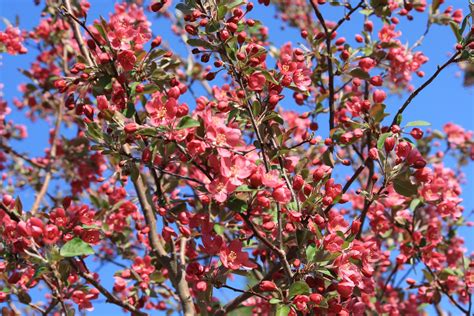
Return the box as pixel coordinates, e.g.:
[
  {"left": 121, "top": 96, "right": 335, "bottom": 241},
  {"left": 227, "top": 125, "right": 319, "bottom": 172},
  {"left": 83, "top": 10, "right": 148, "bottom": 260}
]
[{"left": 0, "top": 26, "right": 27, "bottom": 55}]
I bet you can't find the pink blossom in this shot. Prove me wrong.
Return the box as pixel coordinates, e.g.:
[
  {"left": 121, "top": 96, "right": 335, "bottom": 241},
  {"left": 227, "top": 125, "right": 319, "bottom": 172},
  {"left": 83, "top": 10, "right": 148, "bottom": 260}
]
[
  {"left": 248, "top": 72, "right": 266, "bottom": 91},
  {"left": 206, "top": 177, "right": 236, "bottom": 203},
  {"left": 117, "top": 50, "right": 136, "bottom": 71},
  {"left": 219, "top": 240, "right": 257, "bottom": 270}
]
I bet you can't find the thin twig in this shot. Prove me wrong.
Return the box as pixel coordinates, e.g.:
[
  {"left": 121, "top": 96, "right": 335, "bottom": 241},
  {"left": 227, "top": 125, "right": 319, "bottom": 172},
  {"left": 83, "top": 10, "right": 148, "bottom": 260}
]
[
  {"left": 30, "top": 103, "right": 63, "bottom": 214},
  {"left": 62, "top": 0, "right": 95, "bottom": 66},
  {"left": 379, "top": 263, "right": 399, "bottom": 299},
  {"left": 241, "top": 212, "right": 294, "bottom": 278},
  {"left": 330, "top": 0, "right": 365, "bottom": 35},
  {"left": 423, "top": 259, "right": 469, "bottom": 314},
  {"left": 75, "top": 269, "right": 147, "bottom": 315},
  {"left": 128, "top": 154, "right": 195, "bottom": 316},
  {"left": 356, "top": 185, "right": 384, "bottom": 239},
  {"left": 0, "top": 143, "right": 46, "bottom": 169},
  {"left": 42, "top": 299, "right": 59, "bottom": 316},
  {"left": 390, "top": 52, "right": 459, "bottom": 127},
  {"left": 219, "top": 265, "right": 281, "bottom": 314},
  {"left": 310, "top": 0, "right": 335, "bottom": 132}
]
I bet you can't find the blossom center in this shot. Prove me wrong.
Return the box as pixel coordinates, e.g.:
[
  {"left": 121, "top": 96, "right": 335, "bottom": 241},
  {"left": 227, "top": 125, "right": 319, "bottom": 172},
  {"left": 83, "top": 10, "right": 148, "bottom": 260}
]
[{"left": 228, "top": 250, "right": 237, "bottom": 262}]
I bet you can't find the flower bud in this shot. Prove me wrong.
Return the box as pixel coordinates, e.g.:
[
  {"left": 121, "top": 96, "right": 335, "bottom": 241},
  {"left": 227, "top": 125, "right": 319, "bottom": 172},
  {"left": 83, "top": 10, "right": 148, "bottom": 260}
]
[
  {"left": 124, "top": 123, "right": 138, "bottom": 134},
  {"left": 142, "top": 147, "right": 152, "bottom": 164},
  {"left": 369, "top": 147, "right": 379, "bottom": 160},
  {"left": 313, "top": 165, "right": 332, "bottom": 182},
  {"left": 410, "top": 127, "right": 423, "bottom": 140},
  {"left": 259, "top": 281, "right": 278, "bottom": 292},
  {"left": 373, "top": 89, "right": 386, "bottom": 103},
  {"left": 384, "top": 136, "right": 396, "bottom": 152},
  {"left": 151, "top": 36, "right": 162, "bottom": 48}
]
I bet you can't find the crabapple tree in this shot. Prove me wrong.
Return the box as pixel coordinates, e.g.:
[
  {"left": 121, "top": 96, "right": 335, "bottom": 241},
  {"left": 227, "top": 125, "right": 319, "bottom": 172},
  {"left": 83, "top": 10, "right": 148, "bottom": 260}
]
[{"left": 0, "top": 0, "right": 474, "bottom": 315}]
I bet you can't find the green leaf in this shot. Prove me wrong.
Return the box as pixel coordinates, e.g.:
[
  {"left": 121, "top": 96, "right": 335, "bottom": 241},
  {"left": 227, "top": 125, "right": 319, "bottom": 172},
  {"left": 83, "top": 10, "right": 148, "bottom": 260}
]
[
  {"left": 409, "top": 198, "right": 421, "bottom": 211},
  {"left": 175, "top": 3, "right": 193, "bottom": 15},
  {"left": 262, "top": 112, "right": 284, "bottom": 125},
  {"left": 137, "top": 127, "right": 160, "bottom": 136},
  {"left": 269, "top": 298, "right": 282, "bottom": 304},
  {"left": 422, "top": 269, "right": 433, "bottom": 282},
  {"left": 206, "top": 20, "right": 221, "bottom": 33},
  {"left": 186, "top": 38, "right": 214, "bottom": 50},
  {"left": 228, "top": 197, "right": 248, "bottom": 213},
  {"left": 213, "top": 224, "right": 225, "bottom": 236},
  {"left": 377, "top": 132, "right": 391, "bottom": 151},
  {"left": 396, "top": 113, "right": 403, "bottom": 125},
  {"left": 321, "top": 149, "right": 335, "bottom": 168},
  {"left": 226, "top": 0, "right": 246, "bottom": 10},
  {"left": 235, "top": 185, "right": 254, "bottom": 192},
  {"left": 14, "top": 196, "right": 23, "bottom": 214},
  {"left": 276, "top": 305, "right": 291, "bottom": 316},
  {"left": 349, "top": 68, "right": 370, "bottom": 80},
  {"left": 405, "top": 120, "right": 431, "bottom": 127},
  {"left": 60, "top": 238, "right": 95, "bottom": 257},
  {"left": 124, "top": 101, "right": 136, "bottom": 118},
  {"left": 85, "top": 123, "right": 103, "bottom": 143},
  {"left": 306, "top": 244, "right": 316, "bottom": 262},
  {"left": 370, "top": 103, "right": 387, "bottom": 122},
  {"left": 449, "top": 21, "right": 462, "bottom": 42},
  {"left": 217, "top": 5, "right": 228, "bottom": 20},
  {"left": 94, "top": 23, "right": 107, "bottom": 43},
  {"left": 460, "top": 13, "right": 472, "bottom": 34},
  {"left": 228, "top": 306, "right": 253, "bottom": 316},
  {"left": 289, "top": 281, "right": 310, "bottom": 298},
  {"left": 393, "top": 174, "right": 418, "bottom": 197},
  {"left": 18, "top": 291, "right": 32, "bottom": 304},
  {"left": 176, "top": 116, "right": 200, "bottom": 130},
  {"left": 150, "top": 271, "right": 166, "bottom": 283},
  {"left": 359, "top": 8, "right": 374, "bottom": 15},
  {"left": 261, "top": 70, "right": 279, "bottom": 85}
]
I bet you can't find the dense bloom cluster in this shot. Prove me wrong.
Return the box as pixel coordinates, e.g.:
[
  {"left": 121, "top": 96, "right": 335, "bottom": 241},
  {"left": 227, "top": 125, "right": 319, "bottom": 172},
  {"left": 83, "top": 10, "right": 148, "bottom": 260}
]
[
  {"left": 377, "top": 24, "right": 429, "bottom": 90},
  {"left": 0, "top": 26, "right": 27, "bottom": 55}
]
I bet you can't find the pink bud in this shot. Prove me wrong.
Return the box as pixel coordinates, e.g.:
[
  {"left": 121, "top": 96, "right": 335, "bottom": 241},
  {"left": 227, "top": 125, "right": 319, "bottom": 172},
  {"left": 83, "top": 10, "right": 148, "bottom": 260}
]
[
  {"left": 369, "top": 147, "right": 379, "bottom": 160},
  {"left": 259, "top": 281, "right": 278, "bottom": 292},
  {"left": 384, "top": 136, "right": 396, "bottom": 152},
  {"left": 370, "top": 76, "right": 383, "bottom": 86},
  {"left": 124, "top": 123, "right": 138, "bottom": 134},
  {"left": 358, "top": 57, "right": 375, "bottom": 72},
  {"left": 337, "top": 281, "right": 353, "bottom": 298},
  {"left": 313, "top": 165, "right": 332, "bottom": 182},
  {"left": 410, "top": 128, "right": 423, "bottom": 140},
  {"left": 373, "top": 89, "right": 386, "bottom": 103},
  {"left": 293, "top": 175, "right": 305, "bottom": 191}
]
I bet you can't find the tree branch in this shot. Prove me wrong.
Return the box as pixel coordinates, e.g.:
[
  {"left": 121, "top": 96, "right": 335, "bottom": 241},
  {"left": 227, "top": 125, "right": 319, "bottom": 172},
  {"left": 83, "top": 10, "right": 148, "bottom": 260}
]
[
  {"left": 75, "top": 268, "right": 147, "bottom": 316},
  {"left": 60, "top": 3, "right": 195, "bottom": 314},
  {"left": 330, "top": 0, "right": 365, "bottom": 35},
  {"left": 218, "top": 265, "right": 281, "bottom": 314},
  {"left": 30, "top": 103, "right": 63, "bottom": 214},
  {"left": 62, "top": 0, "right": 95, "bottom": 66},
  {"left": 0, "top": 142, "right": 47, "bottom": 169},
  {"left": 310, "top": 0, "right": 335, "bottom": 131},
  {"left": 390, "top": 52, "right": 459, "bottom": 126},
  {"left": 241, "top": 212, "right": 294, "bottom": 278}
]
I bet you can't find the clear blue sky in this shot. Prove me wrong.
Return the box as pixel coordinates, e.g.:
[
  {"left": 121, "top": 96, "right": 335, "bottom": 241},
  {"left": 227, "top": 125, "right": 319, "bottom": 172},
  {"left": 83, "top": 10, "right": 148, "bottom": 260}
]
[{"left": 0, "top": 0, "right": 473, "bottom": 314}]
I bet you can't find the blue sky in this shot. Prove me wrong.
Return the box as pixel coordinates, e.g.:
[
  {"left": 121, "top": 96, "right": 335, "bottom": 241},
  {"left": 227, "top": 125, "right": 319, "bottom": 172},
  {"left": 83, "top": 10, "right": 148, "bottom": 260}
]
[{"left": 1, "top": 0, "right": 473, "bottom": 314}]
